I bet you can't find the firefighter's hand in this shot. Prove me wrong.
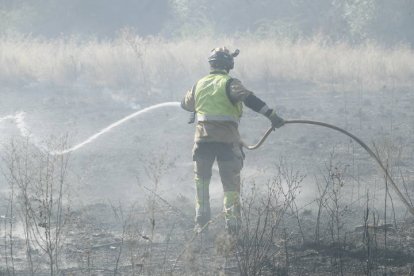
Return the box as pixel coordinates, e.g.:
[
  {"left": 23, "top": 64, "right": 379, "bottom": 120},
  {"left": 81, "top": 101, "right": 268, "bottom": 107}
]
[{"left": 267, "top": 110, "right": 284, "bottom": 128}]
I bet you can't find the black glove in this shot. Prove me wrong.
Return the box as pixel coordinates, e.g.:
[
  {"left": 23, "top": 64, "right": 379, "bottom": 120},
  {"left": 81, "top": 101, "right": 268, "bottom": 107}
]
[{"left": 267, "top": 109, "right": 284, "bottom": 128}]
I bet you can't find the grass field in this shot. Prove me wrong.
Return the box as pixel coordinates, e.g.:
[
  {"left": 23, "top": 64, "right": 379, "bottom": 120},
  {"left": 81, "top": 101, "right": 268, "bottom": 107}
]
[{"left": 1, "top": 33, "right": 413, "bottom": 94}]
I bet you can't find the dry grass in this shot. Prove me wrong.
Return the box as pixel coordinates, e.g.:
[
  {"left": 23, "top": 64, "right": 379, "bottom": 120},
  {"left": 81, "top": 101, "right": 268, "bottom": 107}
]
[{"left": 1, "top": 33, "right": 413, "bottom": 93}]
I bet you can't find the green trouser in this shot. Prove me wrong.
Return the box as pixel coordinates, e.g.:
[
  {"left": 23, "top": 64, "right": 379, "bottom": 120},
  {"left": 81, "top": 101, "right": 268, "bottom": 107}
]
[{"left": 193, "top": 142, "right": 243, "bottom": 231}]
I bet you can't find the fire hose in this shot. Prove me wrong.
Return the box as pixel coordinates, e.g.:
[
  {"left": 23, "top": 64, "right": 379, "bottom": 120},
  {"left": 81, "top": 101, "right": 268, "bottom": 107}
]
[{"left": 242, "top": 120, "right": 414, "bottom": 216}]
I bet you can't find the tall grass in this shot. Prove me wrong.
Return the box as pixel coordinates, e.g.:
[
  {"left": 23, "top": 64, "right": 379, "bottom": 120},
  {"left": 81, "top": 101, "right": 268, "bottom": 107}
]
[{"left": 1, "top": 33, "right": 413, "bottom": 94}]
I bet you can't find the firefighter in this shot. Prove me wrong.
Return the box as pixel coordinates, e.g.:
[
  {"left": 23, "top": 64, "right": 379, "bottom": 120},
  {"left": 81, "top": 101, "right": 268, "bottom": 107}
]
[{"left": 181, "top": 47, "right": 284, "bottom": 233}]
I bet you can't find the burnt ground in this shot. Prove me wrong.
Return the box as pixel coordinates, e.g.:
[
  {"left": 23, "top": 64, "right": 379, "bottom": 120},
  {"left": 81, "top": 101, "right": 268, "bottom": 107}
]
[
  {"left": 1, "top": 198, "right": 414, "bottom": 275},
  {"left": 0, "top": 81, "right": 414, "bottom": 275}
]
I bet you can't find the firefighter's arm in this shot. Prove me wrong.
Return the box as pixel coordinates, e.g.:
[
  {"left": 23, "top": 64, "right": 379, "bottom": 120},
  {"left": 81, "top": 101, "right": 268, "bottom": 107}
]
[
  {"left": 181, "top": 85, "right": 196, "bottom": 112},
  {"left": 229, "top": 79, "right": 284, "bottom": 128}
]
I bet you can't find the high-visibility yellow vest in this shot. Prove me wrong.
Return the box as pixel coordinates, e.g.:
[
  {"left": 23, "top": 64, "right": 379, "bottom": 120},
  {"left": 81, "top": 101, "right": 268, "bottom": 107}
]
[{"left": 195, "top": 72, "right": 243, "bottom": 124}]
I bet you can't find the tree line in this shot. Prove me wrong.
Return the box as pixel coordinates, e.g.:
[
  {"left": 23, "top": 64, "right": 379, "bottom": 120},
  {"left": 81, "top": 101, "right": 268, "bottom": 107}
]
[{"left": 1, "top": 0, "right": 413, "bottom": 45}]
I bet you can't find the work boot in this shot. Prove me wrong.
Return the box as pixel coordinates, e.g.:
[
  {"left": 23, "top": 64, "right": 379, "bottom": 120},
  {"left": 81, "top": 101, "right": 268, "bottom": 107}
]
[
  {"left": 194, "top": 211, "right": 210, "bottom": 233},
  {"left": 225, "top": 217, "right": 240, "bottom": 236},
  {"left": 194, "top": 222, "right": 209, "bottom": 234}
]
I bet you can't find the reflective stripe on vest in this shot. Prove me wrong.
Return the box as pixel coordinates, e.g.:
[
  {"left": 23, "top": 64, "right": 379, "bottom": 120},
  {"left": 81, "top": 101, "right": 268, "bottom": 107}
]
[
  {"left": 196, "top": 114, "right": 239, "bottom": 123},
  {"left": 194, "top": 72, "right": 243, "bottom": 123}
]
